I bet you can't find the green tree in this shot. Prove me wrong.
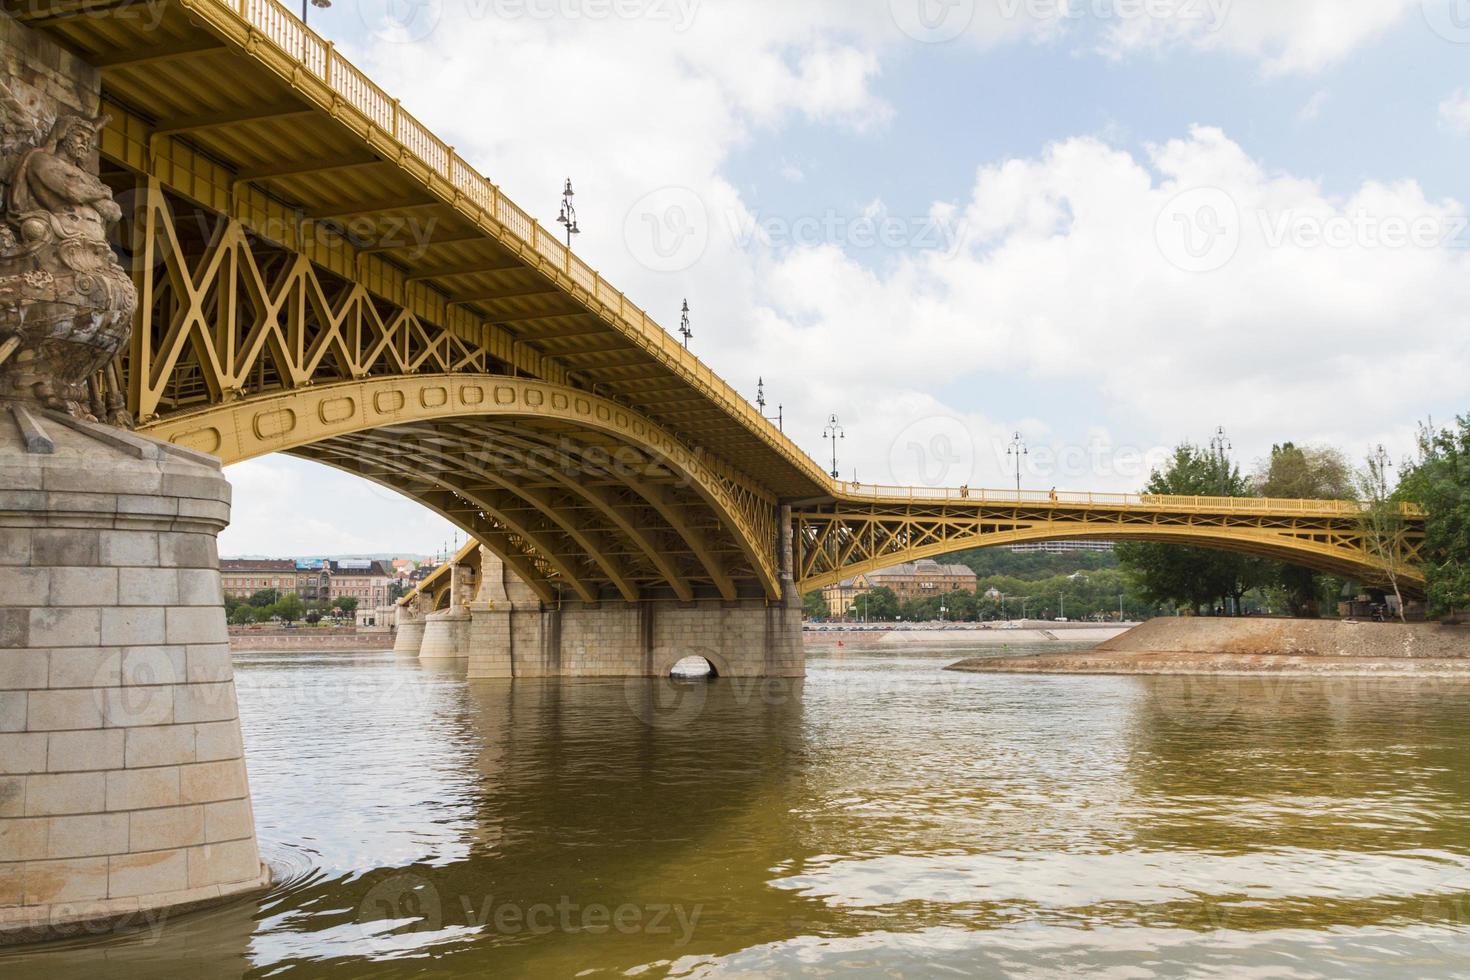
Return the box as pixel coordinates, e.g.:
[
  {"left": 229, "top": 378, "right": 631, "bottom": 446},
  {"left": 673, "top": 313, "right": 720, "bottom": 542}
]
[
  {"left": 229, "top": 605, "right": 258, "bottom": 626},
  {"left": 1253, "top": 443, "right": 1355, "bottom": 617},
  {"left": 802, "top": 590, "right": 828, "bottom": 619},
  {"left": 1357, "top": 445, "right": 1411, "bottom": 621},
  {"left": 1253, "top": 443, "right": 1353, "bottom": 500},
  {"left": 1117, "top": 444, "right": 1272, "bottom": 615},
  {"left": 852, "top": 587, "right": 901, "bottom": 622},
  {"left": 335, "top": 597, "right": 360, "bottom": 618},
  {"left": 271, "top": 592, "right": 306, "bottom": 625},
  {"left": 249, "top": 588, "right": 280, "bottom": 608},
  {"left": 1399, "top": 417, "right": 1470, "bottom": 616}
]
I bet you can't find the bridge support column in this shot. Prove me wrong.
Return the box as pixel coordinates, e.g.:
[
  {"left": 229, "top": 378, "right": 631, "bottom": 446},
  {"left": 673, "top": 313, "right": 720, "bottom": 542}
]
[
  {"left": 418, "top": 610, "right": 471, "bottom": 661},
  {"left": 418, "top": 559, "right": 476, "bottom": 662},
  {"left": 464, "top": 554, "right": 804, "bottom": 679},
  {"left": 391, "top": 603, "right": 426, "bottom": 659},
  {"left": 0, "top": 416, "right": 268, "bottom": 944}
]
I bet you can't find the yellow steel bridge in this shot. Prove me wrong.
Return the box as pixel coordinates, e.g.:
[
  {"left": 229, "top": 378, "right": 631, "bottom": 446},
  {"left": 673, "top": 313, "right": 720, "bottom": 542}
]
[{"left": 13, "top": 0, "right": 1426, "bottom": 606}]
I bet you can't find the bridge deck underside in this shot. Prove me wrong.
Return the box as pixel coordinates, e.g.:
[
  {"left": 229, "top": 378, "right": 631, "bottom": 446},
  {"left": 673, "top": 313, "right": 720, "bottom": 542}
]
[{"left": 298, "top": 418, "right": 772, "bottom": 604}]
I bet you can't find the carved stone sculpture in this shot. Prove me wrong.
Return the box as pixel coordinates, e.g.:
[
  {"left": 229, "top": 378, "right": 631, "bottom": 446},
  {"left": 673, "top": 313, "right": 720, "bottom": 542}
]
[{"left": 0, "top": 81, "right": 135, "bottom": 422}]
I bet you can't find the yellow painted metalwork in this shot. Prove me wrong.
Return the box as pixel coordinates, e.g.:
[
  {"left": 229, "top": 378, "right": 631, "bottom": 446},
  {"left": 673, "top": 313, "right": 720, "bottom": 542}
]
[
  {"left": 7, "top": 0, "right": 1425, "bottom": 608},
  {"left": 794, "top": 493, "right": 1426, "bottom": 596}
]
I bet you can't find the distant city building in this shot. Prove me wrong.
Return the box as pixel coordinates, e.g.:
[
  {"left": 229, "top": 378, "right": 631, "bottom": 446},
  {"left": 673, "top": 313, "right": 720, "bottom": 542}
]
[
  {"left": 222, "top": 556, "right": 435, "bottom": 617},
  {"left": 822, "top": 559, "right": 977, "bottom": 617},
  {"left": 219, "top": 559, "right": 296, "bottom": 600},
  {"left": 329, "top": 560, "right": 395, "bottom": 623},
  {"left": 1009, "top": 540, "right": 1115, "bottom": 555},
  {"left": 294, "top": 559, "right": 331, "bottom": 602}
]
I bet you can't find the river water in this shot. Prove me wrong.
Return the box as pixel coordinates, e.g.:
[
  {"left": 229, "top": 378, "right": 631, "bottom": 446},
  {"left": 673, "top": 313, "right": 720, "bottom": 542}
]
[{"left": 6, "top": 644, "right": 1470, "bottom": 978}]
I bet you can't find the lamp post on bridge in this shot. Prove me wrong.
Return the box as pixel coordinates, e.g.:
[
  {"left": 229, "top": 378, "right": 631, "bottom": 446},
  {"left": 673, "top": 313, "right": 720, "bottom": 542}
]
[
  {"left": 557, "top": 178, "right": 581, "bottom": 248},
  {"left": 824, "top": 414, "right": 845, "bottom": 481},
  {"left": 302, "top": 0, "right": 330, "bottom": 23},
  {"left": 1210, "top": 425, "right": 1233, "bottom": 496},
  {"left": 1008, "top": 431, "right": 1027, "bottom": 497},
  {"left": 679, "top": 299, "right": 692, "bottom": 349}
]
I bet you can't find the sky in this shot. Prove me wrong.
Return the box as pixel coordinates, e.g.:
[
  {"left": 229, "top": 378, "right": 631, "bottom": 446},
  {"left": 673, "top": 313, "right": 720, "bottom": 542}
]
[{"left": 220, "top": 0, "right": 1470, "bottom": 557}]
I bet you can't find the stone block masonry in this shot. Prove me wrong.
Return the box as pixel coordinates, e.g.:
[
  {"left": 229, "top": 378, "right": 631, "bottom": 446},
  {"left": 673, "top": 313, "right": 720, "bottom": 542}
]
[
  {"left": 0, "top": 414, "right": 269, "bottom": 944},
  {"left": 437, "top": 596, "right": 806, "bottom": 680},
  {"left": 395, "top": 547, "right": 807, "bottom": 679}
]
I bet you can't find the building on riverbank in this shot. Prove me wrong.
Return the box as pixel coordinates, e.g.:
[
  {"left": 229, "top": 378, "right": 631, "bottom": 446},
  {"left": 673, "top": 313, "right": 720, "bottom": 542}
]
[
  {"left": 823, "top": 559, "right": 978, "bottom": 616},
  {"left": 220, "top": 558, "right": 299, "bottom": 599},
  {"left": 328, "top": 560, "right": 396, "bottom": 625}
]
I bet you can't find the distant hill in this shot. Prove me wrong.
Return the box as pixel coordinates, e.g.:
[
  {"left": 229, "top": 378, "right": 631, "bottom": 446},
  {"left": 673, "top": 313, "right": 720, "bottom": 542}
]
[{"left": 949, "top": 547, "right": 1120, "bottom": 580}]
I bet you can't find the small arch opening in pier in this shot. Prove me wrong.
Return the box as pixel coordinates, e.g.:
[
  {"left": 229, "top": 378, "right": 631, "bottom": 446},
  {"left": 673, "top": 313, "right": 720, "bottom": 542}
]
[{"left": 670, "top": 656, "right": 718, "bottom": 680}]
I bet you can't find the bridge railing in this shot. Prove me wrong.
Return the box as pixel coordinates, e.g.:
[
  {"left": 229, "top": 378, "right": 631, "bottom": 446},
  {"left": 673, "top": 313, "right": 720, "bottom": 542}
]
[
  {"left": 219, "top": 0, "right": 824, "bottom": 486},
  {"left": 832, "top": 482, "right": 1421, "bottom": 517}
]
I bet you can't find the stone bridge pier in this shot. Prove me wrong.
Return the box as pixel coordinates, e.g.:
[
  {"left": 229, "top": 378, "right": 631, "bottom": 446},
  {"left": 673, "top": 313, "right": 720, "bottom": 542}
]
[
  {"left": 392, "top": 548, "right": 805, "bottom": 679},
  {"left": 0, "top": 416, "right": 269, "bottom": 944}
]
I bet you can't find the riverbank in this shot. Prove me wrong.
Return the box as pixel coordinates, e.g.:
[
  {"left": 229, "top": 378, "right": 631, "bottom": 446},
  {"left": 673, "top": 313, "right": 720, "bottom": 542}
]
[
  {"left": 804, "top": 623, "right": 1131, "bottom": 650},
  {"left": 947, "top": 618, "right": 1470, "bottom": 675},
  {"left": 229, "top": 629, "right": 395, "bottom": 652}
]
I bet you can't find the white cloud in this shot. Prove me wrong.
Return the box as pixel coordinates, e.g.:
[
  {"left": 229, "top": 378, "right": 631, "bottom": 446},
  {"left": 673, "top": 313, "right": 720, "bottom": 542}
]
[
  {"left": 1298, "top": 90, "right": 1329, "bottom": 122},
  {"left": 1442, "top": 91, "right": 1470, "bottom": 134},
  {"left": 732, "top": 127, "right": 1470, "bottom": 490},
  {"left": 1096, "top": 0, "right": 1417, "bottom": 75}
]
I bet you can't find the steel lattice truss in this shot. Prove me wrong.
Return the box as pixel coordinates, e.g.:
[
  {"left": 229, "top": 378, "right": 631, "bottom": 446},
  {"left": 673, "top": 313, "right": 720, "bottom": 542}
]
[
  {"left": 128, "top": 182, "right": 499, "bottom": 424},
  {"left": 794, "top": 500, "right": 1427, "bottom": 596}
]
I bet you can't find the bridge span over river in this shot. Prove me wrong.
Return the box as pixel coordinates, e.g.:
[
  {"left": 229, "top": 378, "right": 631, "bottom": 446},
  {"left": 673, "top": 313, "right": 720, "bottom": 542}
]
[
  {"left": 0, "top": 0, "right": 1426, "bottom": 942},
  {"left": 3, "top": 0, "right": 1416, "bottom": 673}
]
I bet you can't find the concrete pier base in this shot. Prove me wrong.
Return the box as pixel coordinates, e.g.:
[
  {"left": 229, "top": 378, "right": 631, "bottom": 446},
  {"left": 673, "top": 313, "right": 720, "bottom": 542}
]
[
  {"left": 418, "top": 609, "right": 471, "bottom": 662},
  {"left": 0, "top": 412, "right": 268, "bottom": 945},
  {"left": 465, "top": 597, "right": 807, "bottom": 680},
  {"left": 387, "top": 550, "right": 806, "bottom": 679},
  {"left": 391, "top": 620, "right": 426, "bottom": 659}
]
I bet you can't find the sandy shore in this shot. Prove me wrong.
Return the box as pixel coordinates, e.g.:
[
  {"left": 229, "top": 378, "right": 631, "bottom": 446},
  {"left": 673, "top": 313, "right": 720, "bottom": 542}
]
[
  {"left": 948, "top": 618, "right": 1470, "bottom": 676},
  {"left": 804, "top": 625, "right": 1130, "bottom": 650}
]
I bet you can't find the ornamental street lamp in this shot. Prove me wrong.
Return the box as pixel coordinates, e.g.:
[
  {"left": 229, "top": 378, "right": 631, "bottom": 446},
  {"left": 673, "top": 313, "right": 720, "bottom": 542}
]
[
  {"left": 756, "top": 377, "right": 766, "bottom": 415},
  {"left": 1210, "top": 425, "right": 1232, "bottom": 495},
  {"left": 1007, "top": 431, "right": 1027, "bottom": 497},
  {"left": 556, "top": 178, "right": 581, "bottom": 248},
  {"left": 679, "top": 299, "right": 692, "bottom": 348},
  {"left": 823, "top": 414, "right": 845, "bottom": 480},
  {"left": 303, "top": 0, "right": 330, "bottom": 23}
]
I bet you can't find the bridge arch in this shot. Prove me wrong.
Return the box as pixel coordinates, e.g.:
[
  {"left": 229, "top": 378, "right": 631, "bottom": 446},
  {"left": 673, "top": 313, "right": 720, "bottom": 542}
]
[
  {"left": 142, "top": 375, "right": 783, "bottom": 603},
  {"left": 793, "top": 502, "right": 1426, "bottom": 597}
]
